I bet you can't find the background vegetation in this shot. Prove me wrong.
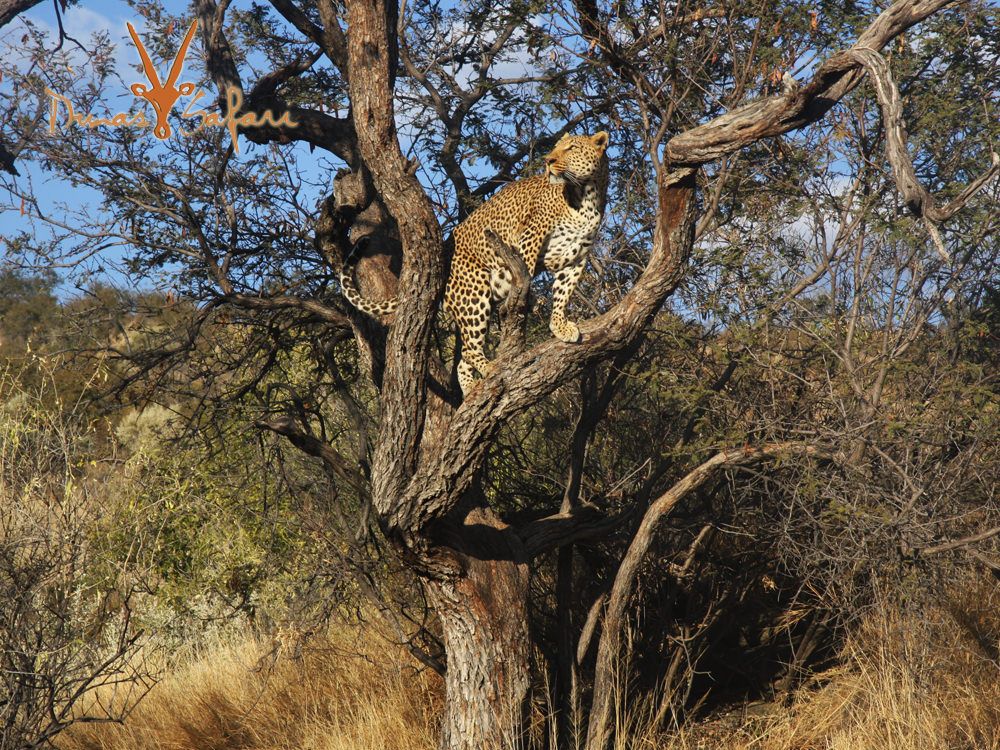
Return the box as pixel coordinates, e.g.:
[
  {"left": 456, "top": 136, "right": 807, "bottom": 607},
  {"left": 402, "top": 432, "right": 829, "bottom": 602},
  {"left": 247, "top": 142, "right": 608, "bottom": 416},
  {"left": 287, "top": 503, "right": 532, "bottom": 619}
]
[{"left": 1, "top": 0, "right": 998, "bottom": 748}]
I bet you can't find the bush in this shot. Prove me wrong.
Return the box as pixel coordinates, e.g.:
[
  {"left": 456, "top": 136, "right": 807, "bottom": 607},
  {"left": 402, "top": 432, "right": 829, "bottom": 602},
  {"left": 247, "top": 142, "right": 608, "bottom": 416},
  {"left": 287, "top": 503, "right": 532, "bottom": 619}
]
[{"left": 0, "top": 371, "right": 149, "bottom": 749}]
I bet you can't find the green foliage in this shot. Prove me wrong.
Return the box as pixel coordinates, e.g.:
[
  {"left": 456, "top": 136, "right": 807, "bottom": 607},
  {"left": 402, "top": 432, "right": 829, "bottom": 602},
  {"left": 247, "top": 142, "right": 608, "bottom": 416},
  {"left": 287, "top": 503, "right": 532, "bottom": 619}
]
[{"left": 0, "top": 267, "right": 58, "bottom": 350}]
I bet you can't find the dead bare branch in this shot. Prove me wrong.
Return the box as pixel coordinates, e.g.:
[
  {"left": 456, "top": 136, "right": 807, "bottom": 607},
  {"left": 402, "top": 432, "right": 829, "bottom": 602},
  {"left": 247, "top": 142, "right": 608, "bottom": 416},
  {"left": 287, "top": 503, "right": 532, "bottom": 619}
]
[
  {"left": 255, "top": 415, "right": 369, "bottom": 498},
  {"left": 844, "top": 47, "right": 1000, "bottom": 261},
  {"left": 917, "top": 525, "right": 1000, "bottom": 557},
  {"left": 487, "top": 229, "right": 532, "bottom": 358}
]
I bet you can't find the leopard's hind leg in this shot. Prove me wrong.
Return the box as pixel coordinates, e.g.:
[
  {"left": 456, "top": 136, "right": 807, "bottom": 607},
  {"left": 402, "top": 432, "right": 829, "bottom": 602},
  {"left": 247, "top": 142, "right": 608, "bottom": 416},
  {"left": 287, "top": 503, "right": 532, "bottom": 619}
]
[
  {"left": 547, "top": 258, "right": 586, "bottom": 343},
  {"left": 446, "top": 266, "right": 495, "bottom": 395}
]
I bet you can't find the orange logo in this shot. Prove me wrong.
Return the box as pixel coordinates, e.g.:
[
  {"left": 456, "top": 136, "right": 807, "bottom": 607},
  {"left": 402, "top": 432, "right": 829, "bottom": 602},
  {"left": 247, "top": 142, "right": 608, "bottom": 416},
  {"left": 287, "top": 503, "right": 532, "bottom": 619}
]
[
  {"left": 45, "top": 19, "right": 297, "bottom": 153},
  {"left": 126, "top": 18, "right": 198, "bottom": 140}
]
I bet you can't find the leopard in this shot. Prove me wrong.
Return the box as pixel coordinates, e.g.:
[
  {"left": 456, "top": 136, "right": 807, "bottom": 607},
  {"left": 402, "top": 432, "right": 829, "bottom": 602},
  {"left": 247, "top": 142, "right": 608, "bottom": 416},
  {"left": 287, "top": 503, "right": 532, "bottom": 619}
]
[{"left": 340, "top": 130, "right": 610, "bottom": 395}]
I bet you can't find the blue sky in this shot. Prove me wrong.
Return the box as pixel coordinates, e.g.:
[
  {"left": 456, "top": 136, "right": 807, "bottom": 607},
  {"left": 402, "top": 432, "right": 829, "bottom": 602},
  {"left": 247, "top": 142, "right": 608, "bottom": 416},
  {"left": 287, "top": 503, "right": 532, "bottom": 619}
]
[{"left": 0, "top": 0, "right": 187, "bottom": 291}]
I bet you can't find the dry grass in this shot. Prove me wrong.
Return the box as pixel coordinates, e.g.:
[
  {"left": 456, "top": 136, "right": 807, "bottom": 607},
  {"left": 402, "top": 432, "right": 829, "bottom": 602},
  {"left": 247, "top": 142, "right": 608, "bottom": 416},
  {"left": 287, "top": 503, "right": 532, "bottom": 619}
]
[
  {"left": 612, "top": 582, "right": 1000, "bottom": 750},
  {"left": 58, "top": 627, "right": 441, "bottom": 750},
  {"left": 727, "top": 582, "right": 1000, "bottom": 750},
  {"left": 58, "top": 583, "right": 1000, "bottom": 750}
]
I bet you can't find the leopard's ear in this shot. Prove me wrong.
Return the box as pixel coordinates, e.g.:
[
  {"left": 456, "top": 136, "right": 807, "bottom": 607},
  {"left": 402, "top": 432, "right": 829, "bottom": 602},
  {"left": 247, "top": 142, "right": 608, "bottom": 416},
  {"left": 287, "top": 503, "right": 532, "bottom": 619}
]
[{"left": 592, "top": 131, "right": 609, "bottom": 149}]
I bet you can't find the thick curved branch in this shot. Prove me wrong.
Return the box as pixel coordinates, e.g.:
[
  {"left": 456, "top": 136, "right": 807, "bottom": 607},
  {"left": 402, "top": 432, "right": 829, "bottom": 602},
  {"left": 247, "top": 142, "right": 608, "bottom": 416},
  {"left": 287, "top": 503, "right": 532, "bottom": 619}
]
[
  {"left": 315, "top": 0, "right": 351, "bottom": 76},
  {"left": 585, "top": 442, "right": 830, "bottom": 750},
  {"left": 0, "top": 0, "right": 42, "bottom": 28},
  {"left": 197, "top": 0, "right": 357, "bottom": 161},
  {"left": 845, "top": 47, "right": 1000, "bottom": 261},
  {"left": 197, "top": 0, "right": 241, "bottom": 93},
  {"left": 396, "top": 171, "right": 699, "bottom": 534}
]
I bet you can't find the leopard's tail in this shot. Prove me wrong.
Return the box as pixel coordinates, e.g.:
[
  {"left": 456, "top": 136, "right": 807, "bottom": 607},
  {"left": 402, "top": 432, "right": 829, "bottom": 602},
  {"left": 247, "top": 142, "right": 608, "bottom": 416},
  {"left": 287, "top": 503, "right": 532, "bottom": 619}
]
[{"left": 339, "top": 256, "right": 398, "bottom": 319}]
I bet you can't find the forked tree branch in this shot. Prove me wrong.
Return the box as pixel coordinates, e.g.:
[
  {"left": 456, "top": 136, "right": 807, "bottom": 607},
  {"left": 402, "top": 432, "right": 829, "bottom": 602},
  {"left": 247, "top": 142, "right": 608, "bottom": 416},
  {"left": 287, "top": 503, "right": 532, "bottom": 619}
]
[
  {"left": 384, "top": 0, "right": 978, "bottom": 540},
  {"left": 393, "top": 167, "right": 697, "bottom": 534}
]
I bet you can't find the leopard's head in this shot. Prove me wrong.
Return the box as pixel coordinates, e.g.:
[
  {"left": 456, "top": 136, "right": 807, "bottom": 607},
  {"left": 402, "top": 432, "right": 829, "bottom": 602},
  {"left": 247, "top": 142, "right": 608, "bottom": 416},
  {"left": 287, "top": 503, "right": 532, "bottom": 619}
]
[{"left": 544, "top": 131, "right": 609, "bottom": 186}]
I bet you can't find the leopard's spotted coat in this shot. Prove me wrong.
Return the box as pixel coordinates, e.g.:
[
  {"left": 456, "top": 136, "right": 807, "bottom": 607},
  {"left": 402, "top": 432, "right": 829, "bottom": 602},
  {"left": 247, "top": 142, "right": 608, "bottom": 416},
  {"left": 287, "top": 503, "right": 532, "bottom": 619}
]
[{"left": 340, "top": 131, "right": 610, "bottom": 395}]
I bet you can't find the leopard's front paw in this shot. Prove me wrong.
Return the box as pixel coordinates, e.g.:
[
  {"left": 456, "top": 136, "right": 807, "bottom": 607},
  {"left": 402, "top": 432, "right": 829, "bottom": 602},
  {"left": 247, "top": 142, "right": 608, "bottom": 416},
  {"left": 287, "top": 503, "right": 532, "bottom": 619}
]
[{"left": 551, "top": 319, "right": 581, "bottom": 343}]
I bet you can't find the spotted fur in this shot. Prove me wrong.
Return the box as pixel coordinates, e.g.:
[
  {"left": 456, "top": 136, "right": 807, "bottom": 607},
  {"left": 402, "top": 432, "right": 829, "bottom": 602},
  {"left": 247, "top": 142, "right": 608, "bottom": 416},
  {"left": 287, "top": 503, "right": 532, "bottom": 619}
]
[{"left": 340, "top": 131, "right": 610, "bottom": 395}]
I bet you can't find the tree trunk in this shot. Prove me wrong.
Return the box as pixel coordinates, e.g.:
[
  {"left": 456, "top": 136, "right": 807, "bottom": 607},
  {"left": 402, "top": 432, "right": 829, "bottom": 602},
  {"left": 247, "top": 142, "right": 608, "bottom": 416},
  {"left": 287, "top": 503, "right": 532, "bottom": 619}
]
[
  {"left": 425, "top": 510, "right": 532, "bottom": 750},
  {"left": 554, "top": 544, "right": 577, "bottom": 748}
]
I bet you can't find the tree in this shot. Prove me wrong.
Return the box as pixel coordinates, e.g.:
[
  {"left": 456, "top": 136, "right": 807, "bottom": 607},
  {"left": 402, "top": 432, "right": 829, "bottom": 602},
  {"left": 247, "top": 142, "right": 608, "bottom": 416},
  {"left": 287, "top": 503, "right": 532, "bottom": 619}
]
[
  {"left": 0, "top": 0, "right": 67, "bottom": 175},
  {"left": 3, "top": 0, "right": 998, "bottom": 748}
]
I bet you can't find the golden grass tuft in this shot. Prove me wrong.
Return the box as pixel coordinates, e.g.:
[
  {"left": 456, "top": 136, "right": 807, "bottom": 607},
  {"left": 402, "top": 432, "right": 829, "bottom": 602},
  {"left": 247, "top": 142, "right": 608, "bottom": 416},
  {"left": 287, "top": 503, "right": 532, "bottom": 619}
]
[
  {"left": 735, "top": 582, "right": 1000, "bottom": 750},
  {"left": 614, "top": 581, "right": 1000, "bottom": 750},
  {"left": 58, "top": 627, "right": 441, "bottom": 750}
]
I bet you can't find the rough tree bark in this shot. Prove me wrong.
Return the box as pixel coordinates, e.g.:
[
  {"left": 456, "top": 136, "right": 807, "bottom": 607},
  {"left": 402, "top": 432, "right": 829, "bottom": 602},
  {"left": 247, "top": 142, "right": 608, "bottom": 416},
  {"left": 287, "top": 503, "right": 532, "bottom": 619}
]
[
  {"left": 341, "top": 3, "right": 534, "bottom": 747},
  {"left": 424, "top": 509, "right": 532, "bottom": 750}
]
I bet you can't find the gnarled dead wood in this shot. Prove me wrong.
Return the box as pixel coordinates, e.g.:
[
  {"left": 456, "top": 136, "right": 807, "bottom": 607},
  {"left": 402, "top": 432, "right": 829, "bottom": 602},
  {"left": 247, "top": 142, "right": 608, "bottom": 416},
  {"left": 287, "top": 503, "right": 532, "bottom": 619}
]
[
  {"left": 844, "top": 47, "right": 1000, "bottom": 261},
  {"left": 487, "top": 229, "right": 532, "bottom": 358}
]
